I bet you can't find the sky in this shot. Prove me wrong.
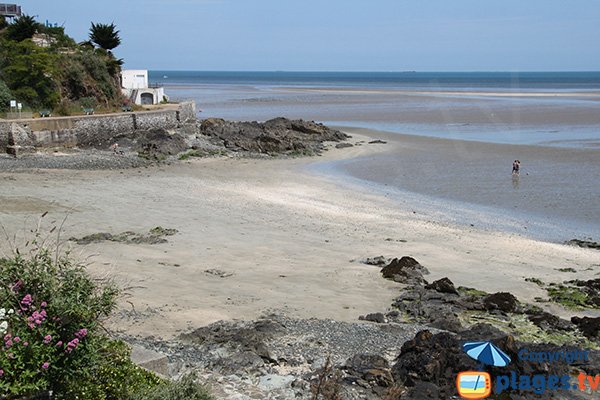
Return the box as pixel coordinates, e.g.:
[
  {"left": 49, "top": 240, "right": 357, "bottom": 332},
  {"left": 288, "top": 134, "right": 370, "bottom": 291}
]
[{"left": 15, "top": 0, "right": 600, "bottom": 71}]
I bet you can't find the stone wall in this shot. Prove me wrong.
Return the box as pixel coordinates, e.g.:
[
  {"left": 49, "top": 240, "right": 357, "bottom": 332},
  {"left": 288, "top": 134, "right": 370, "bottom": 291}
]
[
  {"left": 0, "top": 101, "right": 196, "bottom": 153},
  {"left": 0, "top": 121, "right": 10, "bottom": 150}
]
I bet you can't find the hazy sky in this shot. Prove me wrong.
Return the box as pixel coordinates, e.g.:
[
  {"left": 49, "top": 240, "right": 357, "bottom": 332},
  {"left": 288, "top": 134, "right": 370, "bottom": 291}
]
[{"left": 16, "top": 0, "right": 600, "bottom": 71}]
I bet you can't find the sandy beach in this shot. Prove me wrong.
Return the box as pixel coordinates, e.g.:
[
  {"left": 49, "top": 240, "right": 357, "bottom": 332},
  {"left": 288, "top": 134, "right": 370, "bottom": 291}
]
[{"left": 1, "top": 130, "right": 598, "bottom": 341}]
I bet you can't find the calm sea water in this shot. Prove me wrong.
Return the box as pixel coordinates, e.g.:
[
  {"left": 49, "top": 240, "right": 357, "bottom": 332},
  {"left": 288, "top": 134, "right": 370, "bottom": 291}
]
[
  {"left": 150, "top": 71, "right": 600, "bottom": 91},
  {"left": 152, "top": 71, "right": 600, "bottom": 148},
  {"left": 152, "top": 71, "right": 600, "bottom": 240}
]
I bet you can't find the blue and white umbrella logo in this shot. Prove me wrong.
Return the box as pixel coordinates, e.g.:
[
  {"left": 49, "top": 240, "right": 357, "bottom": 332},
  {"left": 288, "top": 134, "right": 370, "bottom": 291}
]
[{"left": 463, "top": 341, "right": 511, "bottom": 367}]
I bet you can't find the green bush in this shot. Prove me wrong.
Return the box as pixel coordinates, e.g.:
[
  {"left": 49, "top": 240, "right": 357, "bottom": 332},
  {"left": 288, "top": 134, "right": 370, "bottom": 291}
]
[
  {"left": 0, "top": 40, "right": 60, "bottom": 108},
  {"left": 0, "top": 80, "right": 12, "bottom": 112},
  {"left": 79, "top": 96, "right": 98, "bottom": 110},
  {"left": 0, "top": 237, "right": 164, "bottom": 399},
  {"left": 131, "top": 373, "right": 214, "bottom": 400}
]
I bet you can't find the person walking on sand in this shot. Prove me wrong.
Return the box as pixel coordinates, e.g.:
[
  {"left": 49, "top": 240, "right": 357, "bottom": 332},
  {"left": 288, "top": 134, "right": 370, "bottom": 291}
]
[{"left": 512, "top": 160, "right": 521, "bottom": 176}]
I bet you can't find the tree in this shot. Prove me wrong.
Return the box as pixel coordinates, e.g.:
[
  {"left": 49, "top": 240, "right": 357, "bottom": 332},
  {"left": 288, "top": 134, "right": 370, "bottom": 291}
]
[
  {"left": 5, "top": 15, "right": 40, "bottom": 42},
  {"left": 0, "top": 80, "right": 13, "bottom": 112},
  {"left": 89, "top": 22, "right": 121, "bottom": 51},
  {"left": 0, "top": 40, "right": 59, "bottom": 108},
  {"left": 0, "top": 15, "right": 8, "bottom": 30}
]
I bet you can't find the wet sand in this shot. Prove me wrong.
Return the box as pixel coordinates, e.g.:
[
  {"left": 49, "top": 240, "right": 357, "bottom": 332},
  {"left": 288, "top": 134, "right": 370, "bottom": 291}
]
[
  {"left": 1, "top": 134, "right": 598, "bottom": 340},
  {"left": 313, "top": 127, "right": 600, "bottom": 241}
]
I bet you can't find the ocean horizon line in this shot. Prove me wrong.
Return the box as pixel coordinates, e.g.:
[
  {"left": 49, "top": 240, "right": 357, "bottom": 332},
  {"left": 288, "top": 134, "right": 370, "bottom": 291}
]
[{"left": 147, "top": 70, "right": 600, "bottom": 74}]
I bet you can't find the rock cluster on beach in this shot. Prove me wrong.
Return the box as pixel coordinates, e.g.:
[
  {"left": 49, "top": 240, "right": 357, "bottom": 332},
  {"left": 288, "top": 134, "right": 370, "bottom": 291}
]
[
  {"left": 0, "top": 117, "right": 350, "bottom": 170},
  {"left": 197, "top": 117, "right": 349, "bottom": 155},
  {"left": 122, "top": 255, "right": 600, "bottom": 400}
]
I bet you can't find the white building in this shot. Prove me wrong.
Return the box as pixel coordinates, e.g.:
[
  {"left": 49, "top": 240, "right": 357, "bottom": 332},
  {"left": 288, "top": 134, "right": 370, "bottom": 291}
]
[{"left": 120, "top": 70, "right": 168, "bottom": 106}]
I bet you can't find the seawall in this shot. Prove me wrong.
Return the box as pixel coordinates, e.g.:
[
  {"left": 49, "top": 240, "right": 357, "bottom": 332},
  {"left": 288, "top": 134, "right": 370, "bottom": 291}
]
[{"left": 0, "top": 101, "right": 196, "bottom": 153}]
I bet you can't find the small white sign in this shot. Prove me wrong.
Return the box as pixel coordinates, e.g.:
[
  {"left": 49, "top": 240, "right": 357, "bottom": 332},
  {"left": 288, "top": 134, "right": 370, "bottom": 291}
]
[
  {"left": 17, "top": 103, "right": 22, "bottom": 110},
  {"left": 10, "top": 100, "right": 16, "bottom": 108}
]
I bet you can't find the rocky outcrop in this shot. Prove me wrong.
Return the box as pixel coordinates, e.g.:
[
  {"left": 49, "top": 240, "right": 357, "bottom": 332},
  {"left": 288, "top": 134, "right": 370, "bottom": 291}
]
[
  {"left": 391, "top": 325, "right": 595, "bottom": 399},
  {"left": 135, "top": 129, "right": 188, "bottom": 160},
  {"left": 198, "top": 117, "right": 348, "bottom": 155},
  {"left": 566, "top": 239, "right": 600, "bottom": 250},
  {"left": 380, "top": 256, "right": 430, "bottom": 285}
]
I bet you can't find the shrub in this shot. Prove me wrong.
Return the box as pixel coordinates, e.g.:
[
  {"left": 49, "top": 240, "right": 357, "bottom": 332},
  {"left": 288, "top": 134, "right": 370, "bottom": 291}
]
[
  {"left": 79, "top": 96, "right": 98, "bottom": 110},
  {"left": 0, "top": 80, "right": 12, "bottom": 112},
  {"left": 0, "top": 228, "right": 164, "bottom": 399},
  {"left": 131, "top": 373, "right": 214, "bottom": 400}
]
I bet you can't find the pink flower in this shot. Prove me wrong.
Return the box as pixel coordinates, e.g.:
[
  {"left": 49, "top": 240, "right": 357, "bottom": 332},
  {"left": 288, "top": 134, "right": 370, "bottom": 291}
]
[
  {"left": 3, "top": 334, "right": 11, "bottom": 341},
  {"left": 20, "top": 294, "right": 33, "bottom": 307},
  {"left": 56, "top": 341, "right": 63, "bottom": 347},
  {"left": 43, "top": 335, "right": 52, "bottom": 344},
  {"left": 22, "top": 342, "right": 28, "bottom": 347},
  {"left": 13, "top": 337, "right": 20, "bottom": 343},
  {"left": 65, "top": 338, "right": 79, "bottom": 353},
  {"left": 41, "top": 362, "right": 49, "bottom": 370},
  {"left": 4, "top": 340, "right": 12, "bottom": 348},
  {"left": 28, "top": 323, "right": 35, "bottom": 329},
  {"left": 0, "top": 369, "right": 3, "bottom": 376},
  {"left": 75, "top": 329, "right": 88, "bottom": 338},
  {"left": 40, "top": 302, "right": 47, "bottom": 308}
]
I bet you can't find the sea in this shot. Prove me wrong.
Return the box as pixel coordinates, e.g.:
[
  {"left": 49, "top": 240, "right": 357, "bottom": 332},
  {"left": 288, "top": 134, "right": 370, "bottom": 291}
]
[{"left": 151, "top": 71, "right": 600, "bottom": 242}]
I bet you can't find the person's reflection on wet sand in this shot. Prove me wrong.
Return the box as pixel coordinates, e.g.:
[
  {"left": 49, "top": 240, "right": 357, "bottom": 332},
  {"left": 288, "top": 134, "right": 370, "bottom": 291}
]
[{"left": 512, "top": 174, "right": 520, "bottom": 189}]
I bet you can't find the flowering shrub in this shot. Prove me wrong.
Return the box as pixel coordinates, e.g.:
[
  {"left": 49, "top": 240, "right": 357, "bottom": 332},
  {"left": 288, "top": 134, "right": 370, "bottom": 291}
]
[{"left": 0, "top": 248, "right": 163, "bottom": 399}]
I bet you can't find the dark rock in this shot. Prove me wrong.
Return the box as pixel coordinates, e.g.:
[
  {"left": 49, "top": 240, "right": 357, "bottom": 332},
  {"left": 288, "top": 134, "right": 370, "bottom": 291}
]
[
  {"left": 335, "top": 143, "right": 353, "bottom": 149},
  {"left": 381, "top": 257, "right": 429, "bottom": 285},
  {"left": 571, "top": 316, "right": 600, "bottom": 339},
  {"left": 566, "top": 239, "right": 600, "bottom": 250},
  {"left": 359, "top": 313, "right": 386, "bottom": 324},
  {"left": 425, "top": 277, "right": 459, "bottom": 295},
  {"left": 180, "top": 318, "right": 283, "bottom": 365},
  {"left": 401, "top": 381, "right": 439, "bottom": 399},
  {"left": 199, "top": 117, "right": 349, "bottom": 155},
  {"left": 219, "top": 351, "right": 265, "bottom": 374},
  {"left": 70, "top": 226, "right": 178, "bottom": 245},
  {"left": 136, "top": 129, "right": 188, "bottom": 159},
  {"left": 483, "top": 292, "right": 519, "bottom": 313},
  {"left": 391, "top": 325, "right": 579, "bottom": 399},
  {"left": 528, "top": 311, "right": 573, "bottom": 331},
  {"left": 362, "top": 256, "right": 388, "bottom": 266},
  {"left": 429, "top": 314, "right": 463, "bottom": 333},
  {"left": 344, "top": 354, "right": 393, "bottom": 387},
  {"left": 368, "top": 140, "right": 387, "bottom": 144}
]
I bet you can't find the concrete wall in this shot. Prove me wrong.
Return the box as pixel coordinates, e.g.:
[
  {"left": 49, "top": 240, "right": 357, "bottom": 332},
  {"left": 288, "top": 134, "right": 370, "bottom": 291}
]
[{"left": 1, "top": 101, "right": 197, "bottom": 152}]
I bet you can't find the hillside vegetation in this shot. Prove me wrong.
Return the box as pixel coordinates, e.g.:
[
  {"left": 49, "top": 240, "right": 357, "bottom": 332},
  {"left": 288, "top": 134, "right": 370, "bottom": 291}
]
[{"left": 0, "top": 15, "right": 124, "bottom": 114}]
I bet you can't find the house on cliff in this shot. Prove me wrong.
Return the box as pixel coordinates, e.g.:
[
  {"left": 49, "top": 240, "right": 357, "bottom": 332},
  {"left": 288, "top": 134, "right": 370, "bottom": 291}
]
[
  {"left": 0, "top": 3, "right": 22, "bottom": 19},
  {"left": 120, "top": 70, "right": 168, "bottom": 106}
]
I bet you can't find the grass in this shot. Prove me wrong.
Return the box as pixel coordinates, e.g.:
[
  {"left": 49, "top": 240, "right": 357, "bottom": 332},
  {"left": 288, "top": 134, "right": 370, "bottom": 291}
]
[
  {"left": 525, "top": 277, "right": 545, "bottom": 286},
  {"left": 546, "top": 285, "right": 594, "bottom": 310},
  {"left": 556, "top": 267, "right": 577, "bottom": 273},
  {"left": 458, "top": 312, "right": 598, "bottom": 349},
  {"left": 130, "top": 373, "right": 214, "bottom": 400}
]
